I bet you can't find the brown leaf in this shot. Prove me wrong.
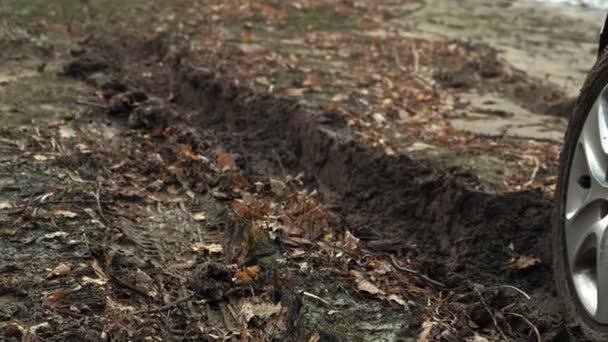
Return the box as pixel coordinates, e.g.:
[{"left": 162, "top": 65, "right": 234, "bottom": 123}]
[
  {"left": 417, "top": 320, "right": 435, "bottom": 342},
  {"left": 309, "top": 333, "right": 321, "bottom": 342},
  {"left": 238, "top": 297, "right": 283, "bottom": 322},
  {"left": 53, "top": 210, "right": 78, "bottom": 218},
  {"left": 337, "top": 231, "right": 359, "bottom": 252},
  {"left": 241, "top": 31, "right": 254, "bottom": 43},
  {"left": 91, "top": 260, "right": 109, "bottom": 283},
  {"left": 47, "top": 263, "right": 71, "bottom": 279},
  {"left": 502, "top": 255, "right": 541, "bottom": 270},
  {"left": 42, "top": 289, "right": 73, "bottom": 309},
  {"left": 179, "top": 144, "right": 202, "bottom": 161},
  {"left": 232, "top": 197, "right": 271, "bottom": 220},
  {"left": 192, "top": 212, "right": 207, "bottom": 221},
  {"left": 302, "top": 74, "right": 320, "bottom": 88},
  {"left": 236, "top": 265, "right": 261, "bottom": 284},
  {"left": 216, "top": 151, "right": 237, "bottom": 171},
  {"left": 192, "top": 242, "right": 224, "bottom": 254},
  {"left": 351, "top": 270, "right": 385, "bottom": 296},
  {"left": 388, "top": 294, "right": 407, "bottom": 307},
  {"left": 284, "top": 88, "right": 306, "bottom": 97},
  {"left": 325, "top": 103, "right": 341, "bottom": 113},
  {"left": 368, "top": 260, "right": 391, "bottom": 275}
]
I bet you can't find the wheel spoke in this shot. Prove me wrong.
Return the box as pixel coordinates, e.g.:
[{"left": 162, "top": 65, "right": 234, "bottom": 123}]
[
  {"left": 567, "top": 214, "right": 605, "bottom": 271},
  {"left": 567, "top": 97, "right": 608, "bottom": 222},
  {"left": 580, "top": 94, "right": 608, "bottom": 186},
  {"left": 595, "top": 226, "right": 608, "bottom": 323}
]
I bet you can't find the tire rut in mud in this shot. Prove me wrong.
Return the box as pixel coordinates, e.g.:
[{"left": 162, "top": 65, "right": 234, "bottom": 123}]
[
  {"left": 173, "top": 63, "right": 554, "bottom": 293},
  {"left": 71, "top": 38, "right": 566, "bottom": 337}
]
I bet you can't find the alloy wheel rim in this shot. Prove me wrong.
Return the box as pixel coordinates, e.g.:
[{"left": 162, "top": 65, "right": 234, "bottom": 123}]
[{"left": 566, "top": 84, "right": 608, "bottom": 324}]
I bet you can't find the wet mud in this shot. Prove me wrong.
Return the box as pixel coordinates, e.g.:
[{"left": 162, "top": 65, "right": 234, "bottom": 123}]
[
  {"left": 1, "top": 2, "right": 589, "bottom": 337},
  {"left": 167, "top": 53, "right": 564, "bottom": 339}
]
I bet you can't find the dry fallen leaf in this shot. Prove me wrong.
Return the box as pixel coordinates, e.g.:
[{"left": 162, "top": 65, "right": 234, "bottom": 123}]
[
  {"left": 502, "top": 255, "right": 541, "bottom": 270},
  {"left": 81, "top": 276, "right": 107, "bottom": 286},
  {"left": 239, "top": 297, "right": 283, "bottom": 322},
  {"left": 369, "top": 260, "right": 392, "bottom": 275},
  {"left": 331, "top": 93, "right": 349, "bottom": 102},
  {"left": 216, "top": 151, "right": 237, "bottom": 171},
  {"left": 236, "top": 265, "right": 261, "bottom": 284},
  {"left": 42, "top": 289, "right": 73, "bottom": 309},
  {"left": 0, "top": 200, "right": 13, "bottom": 210},
  {"left": 241, "top": 30, "right": 254, "bottom": 43},
  {"left": 351, "top": 270, "right": 385, "bottom": 296},
  {"left": 357, "top": 278, "right": 384, "bottom": 295},
  {"left": 417, "top": 320, "right": 435, "bottom": 342},
  {"left": 91, "top": 260, "right": 109, "bottom": 284},
  {"left": 33, "top": 154, "right": 49, "bottom": 161},
  {"left": 309, "top": 332, "right": 321, "bottom": 342},
  {"left": 191, "top": 212, "right": 207, "bottom": 221},
  {"left": 284, "top": 88, "right": 306, "bottom": 97},
  {"left": 53, "top": 210, "right": 78, "bottom": 218},
  {"left": 388, "top": 294, "right": 408, "bottom": 307},
  {"left": 288, "top": 249, "right": 306, "bottom": 258},
  {"left": 233, "top": 198, "right": 271, "bottom": 220},
  {"left": 179, "top": 144, "right": 202, "bottom": 161},
  {"left": 42, "top": 231, "right": 69, "bottom": 240},
  {"left": 192, "top": 242, "right": 224, "bottom": 254},
  {"left": 47, "top": 263, "right": 71, "bottom": 279},
  {"left": 302, "top": 74, "right": 321, "bottom": 89},
  {"left": 337, "top": 231, "right": 359, "bottom": 252}
]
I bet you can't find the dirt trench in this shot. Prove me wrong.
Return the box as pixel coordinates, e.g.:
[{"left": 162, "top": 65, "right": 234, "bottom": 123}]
[
  {"left": 170, "top": 59, "right": 551, "bottom": 277},
  {"left": 168, "top": 62, "right": 563, "bottom": 336},
  {"left": 52, "top": 30, "right": 575, "bottom": 338}
]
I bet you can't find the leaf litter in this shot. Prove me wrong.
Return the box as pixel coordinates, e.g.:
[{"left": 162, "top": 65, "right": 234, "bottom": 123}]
[{"left": 0, "top": 0, "right": 579, "bottom": 341}]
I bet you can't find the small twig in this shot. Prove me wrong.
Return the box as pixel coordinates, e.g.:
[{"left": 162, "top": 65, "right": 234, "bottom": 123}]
[
  {"left": 500, "top": 285, "right": 531, "bottom": 300},
  {"left": 110, "top": 273, "right": 152, "bottom": 298},
  {"left": 135, "top": 293, "right": 197, "bottom": 314},
  {"left": 301, "top": 291, "right": 330, "bottom": 305},
  {"left": 523, "top": 157, "right": 540, "bottom": 188},
  {"left": 272, "top": 149, "right": 287, "bottom": 178},
  {"left": 412, "top": 43, "right": 420, "bottom": 74},
  {"left": 91, "top": 186, "right": 107, "bottom": 221},
  {"left": 75, "top": 99, "right": 108, "bottom": 109},
  {"left": 507, "top": 312, "right": 541, "bottom": 342},
  {"left": 393, "top": 48, "right": 407, "bottom": 72},
  {"left": 474, "top": 285, "right": 509, "bottom": 341},
  {"left": 389, "top": 254, "right": 445, "bottom": 288},
  {"left": 35, "top": 199, "right": 113, "bottom": 205}
]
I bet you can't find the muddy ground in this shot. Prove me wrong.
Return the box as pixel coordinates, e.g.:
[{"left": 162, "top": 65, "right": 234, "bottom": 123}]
[{"left": 0, "top": 0, "right": 601, "bottom": 341}]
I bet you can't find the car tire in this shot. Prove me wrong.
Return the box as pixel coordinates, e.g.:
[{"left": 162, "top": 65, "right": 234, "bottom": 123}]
[{"left": 554, "top": 49, "right": 608, "bottom": 341}]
